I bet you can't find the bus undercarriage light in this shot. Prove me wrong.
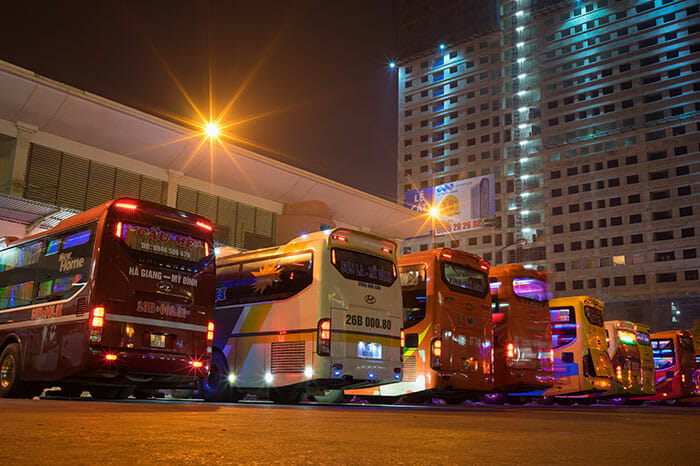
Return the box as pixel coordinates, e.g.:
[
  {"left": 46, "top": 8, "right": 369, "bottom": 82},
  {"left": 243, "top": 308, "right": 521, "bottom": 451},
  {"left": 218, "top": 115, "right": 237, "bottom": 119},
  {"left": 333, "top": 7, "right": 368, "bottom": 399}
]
[
  {"left": 265, "top": 372, "right": 273, "bottom": 384},
  {"left": 115, "top": 201, "right": 138, "bottom": 211},
  {"left": 196, "top": 221, "right": 213, "bottom": 232},
  {"left": 105, "top": 354, "right": 117, "bottom": 361},
  {"left": 318, "top": 319, "right": 331, "bottom": 356},
  {"left": 431, "top": 338, "right": 442, "bottom": 370},
  {"left": 304, "top": 366, "right": 313, "bottom": 378},
  {"left": 192, "top": 361, "right": 203, "bottom": 368},
  {"left": 228, "top": 373, "right": 236, "bottom": 384}
]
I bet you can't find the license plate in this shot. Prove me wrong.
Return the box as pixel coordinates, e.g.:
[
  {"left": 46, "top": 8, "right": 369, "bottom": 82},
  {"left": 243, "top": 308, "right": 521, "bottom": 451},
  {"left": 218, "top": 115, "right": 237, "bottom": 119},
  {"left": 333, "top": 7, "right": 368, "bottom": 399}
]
[
  {"left": 150, "top": 333, "right": 166, "bottom": 348},
  {"left": 357, "top": 342, "right": 382, "bottom": 359}
]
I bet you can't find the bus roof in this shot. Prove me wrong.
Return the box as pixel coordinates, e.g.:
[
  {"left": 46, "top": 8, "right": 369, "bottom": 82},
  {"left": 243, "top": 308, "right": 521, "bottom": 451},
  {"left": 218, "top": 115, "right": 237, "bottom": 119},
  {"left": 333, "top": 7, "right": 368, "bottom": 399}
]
[
  {"left": 651, "top": 329, "right": 693, "bottom": 340},
  {"left": 489, "top": 264, "right": 547, "bottom": 282},
  {"left": 2, "top": 198, "right": 211, "bottom": 249},
  {"left": 399, "top": 248, "right": 488, "bottom": 272},
  {"left": 550, "top": 296, "right": 604, "bottom": 310}
]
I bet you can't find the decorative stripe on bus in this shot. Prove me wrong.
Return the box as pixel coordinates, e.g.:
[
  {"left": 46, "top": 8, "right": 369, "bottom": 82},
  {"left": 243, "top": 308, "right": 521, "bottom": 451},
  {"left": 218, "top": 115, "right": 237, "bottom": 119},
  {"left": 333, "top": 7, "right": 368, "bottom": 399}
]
[
  {"left": 105, "top": 314, "right": 208, "bottom": 332},
  {"left": 333, "top": 329, "right": 401, "bottom": 340},
  {"left": 225, "top": 329, "right": 317, "bottom": 338},
  {"left": 0, "top": 314, "right": 87, "bottom": 329}
]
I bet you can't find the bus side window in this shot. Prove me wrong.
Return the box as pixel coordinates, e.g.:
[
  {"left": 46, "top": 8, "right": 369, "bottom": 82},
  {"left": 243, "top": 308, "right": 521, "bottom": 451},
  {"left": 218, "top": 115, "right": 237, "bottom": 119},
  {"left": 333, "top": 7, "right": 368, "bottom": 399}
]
[
  {"left": 232, "top": 252, "right": 313, "bottom": 304},
  {"left": 0, "top": 241, "right": 42, "bottom": 309},
  {"left": 34, "top": 227, "right": 95, "bottom": 303}
]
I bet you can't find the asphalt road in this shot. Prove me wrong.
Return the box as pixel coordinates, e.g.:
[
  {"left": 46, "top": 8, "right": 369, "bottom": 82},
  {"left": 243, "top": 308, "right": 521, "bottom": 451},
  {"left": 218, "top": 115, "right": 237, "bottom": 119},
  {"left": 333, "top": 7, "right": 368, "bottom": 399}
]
[{"left": 1, "top": 398, "right": 699, "bottom": 465}]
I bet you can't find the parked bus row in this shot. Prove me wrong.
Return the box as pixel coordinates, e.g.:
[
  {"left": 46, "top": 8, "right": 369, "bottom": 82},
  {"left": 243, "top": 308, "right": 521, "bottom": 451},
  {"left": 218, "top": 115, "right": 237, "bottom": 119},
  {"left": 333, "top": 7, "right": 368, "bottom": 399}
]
[{"left": 1, "top": 198, "right": 697, "bottom": 405}]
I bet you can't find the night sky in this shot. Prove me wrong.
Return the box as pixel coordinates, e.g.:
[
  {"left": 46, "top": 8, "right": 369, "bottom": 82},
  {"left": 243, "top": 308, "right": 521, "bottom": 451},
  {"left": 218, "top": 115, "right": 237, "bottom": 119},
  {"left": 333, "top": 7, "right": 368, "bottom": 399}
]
[{"left": 1, "top": 0, "right": 398, "bottom": 201}]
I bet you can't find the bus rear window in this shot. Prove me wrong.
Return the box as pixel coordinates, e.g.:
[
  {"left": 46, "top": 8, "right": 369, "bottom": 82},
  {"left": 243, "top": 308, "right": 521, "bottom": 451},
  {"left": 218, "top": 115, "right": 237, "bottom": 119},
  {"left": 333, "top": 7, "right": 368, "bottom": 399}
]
[
  {"left": 652, "top": 339, "right": 675, "bottom": 370},
  {"left": 512, "top": 277, "right": 549, "bottom": 302},
  {"left": 584, "top": 306, "right": 604, "bottom": 327},
  {"left": 441, "top": 262, "right": 488, "bottom": 297},
  {"left": 617, "top": 330, "right": 636, "bottom": 346},
  {"left": 399, "top": 264, "right": 427, "bottom": 328},
  {"left": 331, "top": 248, "right": 396, "bottom": 287},
  {"left": 122, "top": 224, "right": 208, "bottom": 262},
  {"left": 551, "top": 307, "right": 576, "bottom": 349},
  {"left": 678, "top": 335, "right": 695, "bottom": 352}
]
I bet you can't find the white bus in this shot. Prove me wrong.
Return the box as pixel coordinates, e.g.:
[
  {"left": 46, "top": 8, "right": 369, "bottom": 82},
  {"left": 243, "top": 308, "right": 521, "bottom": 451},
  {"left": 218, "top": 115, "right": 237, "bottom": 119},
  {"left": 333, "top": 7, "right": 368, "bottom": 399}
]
[{"left": 199, "top": 229, "right": 404, "bottom": 403}]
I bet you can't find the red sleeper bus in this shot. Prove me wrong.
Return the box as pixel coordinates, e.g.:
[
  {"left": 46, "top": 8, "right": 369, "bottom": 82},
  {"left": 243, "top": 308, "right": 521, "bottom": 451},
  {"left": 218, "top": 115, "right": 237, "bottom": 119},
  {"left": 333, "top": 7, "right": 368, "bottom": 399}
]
[
  {"left": 485, "top": 265, "right": 553, "bottom": 403},
  {"left": 635, "top": 330, "right": 696, "bottom": 404},
  {"left": 0, "top": 198, "right": 215, "bottom": 399}
]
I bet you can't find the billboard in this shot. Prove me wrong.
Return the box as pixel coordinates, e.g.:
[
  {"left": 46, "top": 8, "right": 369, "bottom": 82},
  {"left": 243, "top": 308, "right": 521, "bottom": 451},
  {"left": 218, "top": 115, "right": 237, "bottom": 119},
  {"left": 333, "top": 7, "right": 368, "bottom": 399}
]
[
  {"left": 403, "top": 186, "right": 434, "bottom": 213},
  {"left": 433, "top": 174, "right": 495, "bottom": 236}
]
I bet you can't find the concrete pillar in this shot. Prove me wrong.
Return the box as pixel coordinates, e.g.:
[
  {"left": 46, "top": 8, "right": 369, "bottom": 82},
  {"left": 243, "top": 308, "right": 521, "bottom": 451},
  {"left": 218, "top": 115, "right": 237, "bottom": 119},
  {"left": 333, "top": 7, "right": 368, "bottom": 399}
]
[
  {"left": 9, "top": 122, "right": 37, "bottom": 197},
  {"left": 166, "top": 169, "right": 183, "bottom": 208}
]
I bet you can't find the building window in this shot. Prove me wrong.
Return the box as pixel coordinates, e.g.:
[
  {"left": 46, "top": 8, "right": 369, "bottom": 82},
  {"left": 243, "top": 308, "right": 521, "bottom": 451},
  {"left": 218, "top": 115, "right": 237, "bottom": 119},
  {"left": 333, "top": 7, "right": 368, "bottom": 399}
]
[
  {"left": 555, "top": 282, "right": 566, "bottom": 291},
  {"left": 554, "top": 244, "right": 564, "bottom": 253},
  {"left": 686, "top": 270, "right": 699, "bottom": 281},
  {"left": 614, "top": 276, "right": 626, "bottom": 286},
  {"left": 633, "top": 274, "right": 646, "bottom": 285},
  {"left": 656, "top": 273, "right": 677, "bottom": 283},
  {"left": 572, "top": 280, "right": 583, "bottom": 290},
  {"left": 631, "top": 233, "right": 643, "bottom": 243}
]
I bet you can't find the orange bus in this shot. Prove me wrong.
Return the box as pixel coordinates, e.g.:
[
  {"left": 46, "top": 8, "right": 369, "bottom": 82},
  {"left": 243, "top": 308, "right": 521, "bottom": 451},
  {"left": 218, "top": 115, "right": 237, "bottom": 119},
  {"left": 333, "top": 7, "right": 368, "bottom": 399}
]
[
  {"left": 345, "top": 248, "right": 493, "bottom": 404},
  {"left": 0, "top": 198, "right": 215, "bottom": 399},
  {"left": 483, "top": 265, "right": 553, "bottom": 403},
  {"left": 635, "top": 330, "right": 696, "bottom": 404}
]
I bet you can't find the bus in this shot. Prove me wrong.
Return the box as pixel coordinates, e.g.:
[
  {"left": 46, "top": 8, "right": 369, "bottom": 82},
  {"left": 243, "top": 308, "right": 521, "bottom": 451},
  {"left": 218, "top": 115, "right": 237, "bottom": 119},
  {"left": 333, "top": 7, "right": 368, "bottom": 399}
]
[
  {"left": 635, "top": 330, "right": 696, "bottom": 404},
  {"left": 202, "top": 228, "right": 403, "bottom": 403},
  {"left": 0, "top": 198, "right": 216, "bottom": 399},
  {"left": 346, "top": 248, "right": 493, "bottom": 404},
  {"left": 601, "top": 320, "right": 644, "bottom": 403},
  {"left": 484, "top": 265, "right": 553, "bottom": 404},
  {"left": 634, "top": 323, "right": 656, "bottom": 398},
  {"left": 542, "top": 296, "right": 613, "bottom": 400}
]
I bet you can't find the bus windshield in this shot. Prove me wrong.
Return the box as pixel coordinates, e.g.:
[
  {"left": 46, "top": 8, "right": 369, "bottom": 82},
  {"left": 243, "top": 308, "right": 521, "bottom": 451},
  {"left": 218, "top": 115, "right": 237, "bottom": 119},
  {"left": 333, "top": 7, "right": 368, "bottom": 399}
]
[
  {"left": 512, "top": 277, "right": 549, "bottom": 302},
  {"left": 332, "top": 248, "right": 396, "bottom": 287},
  {"left": 122, "top": 223, "right": 208, "bottom": 262},
  {"left": 399, "top": 264, "right": 427, "bottom": 328},
  {"left": 441, "top": 262, "right": 488, "bottom": 297},
  {"left": 636, "top": 331, "right": 651, "bottom": 346},
  {"left": 584, "top": 306, "right": 604, "bottom": 327},
  {"left": 652, "top": 339, "right": 675, "bottom": 370},
  {"left": 551, "top": 307, "right": 576, "bottom": 349},
  {"left": 617, "top": 329, "right": 637, "bottom": 347}
]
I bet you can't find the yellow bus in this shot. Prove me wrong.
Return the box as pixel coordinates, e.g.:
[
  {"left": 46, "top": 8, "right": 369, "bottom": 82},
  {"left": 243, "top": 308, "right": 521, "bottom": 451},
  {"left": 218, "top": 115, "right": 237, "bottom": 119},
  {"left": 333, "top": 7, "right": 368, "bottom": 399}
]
[
  {"left": 200, "top": 229, "right": 403, "bottom": 403},
  {"left": 602, "top": 320, "right": 644, "bottom": 403},
  {"left": 634, "top": 323, "right": 656, "bottom": 398},
  {"left": 543, "top": 296, "right": 613, "bottom": 399}
]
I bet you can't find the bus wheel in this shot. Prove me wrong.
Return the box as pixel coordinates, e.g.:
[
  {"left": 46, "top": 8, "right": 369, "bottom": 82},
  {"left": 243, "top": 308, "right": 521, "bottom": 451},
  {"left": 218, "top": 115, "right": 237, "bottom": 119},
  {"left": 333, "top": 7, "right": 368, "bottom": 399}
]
[
  {"left": 61, "top": 384, "right": 85, "bottom": 398},
  {"left": 662, "top": 398, "right": 679, "bottom": 407},
  {"left": 132, "top": 388, "right": 159, "bottom": 399},
  {"left": 607, "top": 397, "right": 628, "bottom": 406},
  {"left": 535, "top": 396, "right": 554, "bottom": 405},
  {"left": 270, "top": 387, "right": 306, "bottom": 404},
  {"left": 0, "top": 343, "right": 23, "bottom": 398},
  {"left": 312, "top": 390, "right": 351, "bottom": 404},
  {"left": 481, "top": 393, "right": 508, "bottom": 405},
  {"left": 399, "top": 393, "right": 430, "bottom": 405},
  {"left": 197, "top": 351, "right": 232, "bottom": 402}
]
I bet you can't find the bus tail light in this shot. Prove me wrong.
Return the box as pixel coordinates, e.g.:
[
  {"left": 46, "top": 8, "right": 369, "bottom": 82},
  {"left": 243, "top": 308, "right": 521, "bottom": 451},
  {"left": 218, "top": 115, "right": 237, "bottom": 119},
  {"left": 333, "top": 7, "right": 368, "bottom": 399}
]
[
  {"left": 331, "top": 234, "right": 347, "bottom": 242},
  {"left": 400, "top": 329, "right": 405, "bottom": 362},
  {"left": 90, "top": 306, "right": 105, "bottom": 343},
  {"left": 206, "top": 321, "right": 214, "bottom": 354},
  {"left": 115, "top": 201, "right": 138, "bottom": 211},
  {"left": 196, "top": 221, "right": 213, "bottom": 232},
  {"left": 105, "top": 354, "right": 117, "bottom": 361},
  {"left": 318, "top": 319, "right": 331, "bottom": 356},
  {"left": 506, "top": 342, "right": 515, "bottom": 359},
  {"left": 430, "top": 338, "right": 442, "bottom": 370},
  {"left": 480, "top": 260, "right": 490, "bottom": 271},
  {"left": 381, "top": 247, "right": 392, "bottom": 254},
  {"left": 616, "top": 365, "right": 623, "bottom": 382},
  {"left": 392, "top": 263, "right": 397, "bottom": 278},
  {"left": 331, "top": 249, "right": 337, "bottom": 265},
  {"left": 115, "top": 221, "right": 123, "bottom": 238}
]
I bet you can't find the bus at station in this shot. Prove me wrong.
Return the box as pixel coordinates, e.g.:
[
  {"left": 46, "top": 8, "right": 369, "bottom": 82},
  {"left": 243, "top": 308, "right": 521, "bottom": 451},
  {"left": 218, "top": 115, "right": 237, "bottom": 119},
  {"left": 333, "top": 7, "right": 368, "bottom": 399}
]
[
  {"left": 346, "top": 248, "right": 493, "bottom": 404},
  {"left": 484, "top": 265, "right": 553, "bottom": 404},
  {"left": 542, "top": 296, "right": 613, "bottom": 400},
  {"left": 600, "top": 320, "right": 644, "bottom": 403},
  {"left": 203, "top": 229, "right": 403, "bottom": 403},
  {"left": 0, "top": 198, "right": 216, "bottom": 399},
  {"left": 635, "top": 330, "right": 696, "bottom": 404}
]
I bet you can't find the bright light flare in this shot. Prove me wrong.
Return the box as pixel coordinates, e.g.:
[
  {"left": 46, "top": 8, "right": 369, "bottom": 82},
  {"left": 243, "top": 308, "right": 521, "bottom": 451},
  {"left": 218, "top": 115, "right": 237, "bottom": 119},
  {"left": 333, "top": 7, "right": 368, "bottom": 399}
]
[
  {"left": 205, "top": 122, "right": 219, "bottom": 138},
  {"left": 429, "top": 207, "right": 440, "bottom": 218}
]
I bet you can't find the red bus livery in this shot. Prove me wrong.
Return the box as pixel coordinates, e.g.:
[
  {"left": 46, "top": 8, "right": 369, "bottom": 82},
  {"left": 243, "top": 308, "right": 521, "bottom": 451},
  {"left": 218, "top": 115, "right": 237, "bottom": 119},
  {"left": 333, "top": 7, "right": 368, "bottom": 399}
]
[{"left": 0, "top": 198, "right": 215, "bottom": 399}]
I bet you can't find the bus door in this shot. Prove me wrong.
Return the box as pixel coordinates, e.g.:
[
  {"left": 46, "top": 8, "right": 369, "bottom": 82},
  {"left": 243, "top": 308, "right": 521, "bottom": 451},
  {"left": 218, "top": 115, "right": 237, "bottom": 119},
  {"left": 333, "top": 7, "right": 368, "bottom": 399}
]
[
  {"left": 398, "top": 262, "right": 430, "bottom": 393},
  {"left": 549, "top": 306, "right": 579, "bottom": 394},
  {"left": 436, "top": 257, "right": 491, "bottom": 390},
  {"left": 635, "top": 327, "right": 656, "bottom": 396}
]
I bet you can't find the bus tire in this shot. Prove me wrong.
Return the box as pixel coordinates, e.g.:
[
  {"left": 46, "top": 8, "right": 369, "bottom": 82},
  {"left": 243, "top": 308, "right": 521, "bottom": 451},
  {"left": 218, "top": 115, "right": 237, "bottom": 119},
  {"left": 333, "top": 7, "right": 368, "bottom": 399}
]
[
  {"left": 61, "top": 384, "right": 85, "bottom": 398},
  {"left": 269, "top": 387, "right": 306, "bottom": 404},
  {"left": 535, "top": 396, "right": 554, "bottom": 405},
  {"left": 198, "top": 351, "right": 232, "bottom": 402},
  {"left": 662, "top": 398, "right": 679, "bottom": 407},
  {"left": 0, "top": 343, "right": 23, "bottom": 398},
  {"left": 312, "top": 390, "right": 351, "bottom": 404},
  {"left": 132, "top": 388, "right": 159, "bottom": 399}
]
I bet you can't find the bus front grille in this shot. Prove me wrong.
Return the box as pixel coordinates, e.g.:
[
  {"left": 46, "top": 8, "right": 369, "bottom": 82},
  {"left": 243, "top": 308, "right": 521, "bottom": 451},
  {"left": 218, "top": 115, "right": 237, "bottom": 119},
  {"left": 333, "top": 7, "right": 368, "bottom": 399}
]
[
  {"left": 271, "top": 341, "right": 306, "bottom": 373},
  {"left": 403, "top": 354, "right": 417, "bottom": 382}
]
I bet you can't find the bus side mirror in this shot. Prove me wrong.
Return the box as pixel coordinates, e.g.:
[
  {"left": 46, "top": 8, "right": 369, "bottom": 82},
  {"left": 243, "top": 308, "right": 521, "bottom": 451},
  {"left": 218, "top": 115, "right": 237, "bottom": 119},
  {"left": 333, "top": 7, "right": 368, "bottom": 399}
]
[{"left": 405, "top": 333, "right": 419, "bottom": 348}]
